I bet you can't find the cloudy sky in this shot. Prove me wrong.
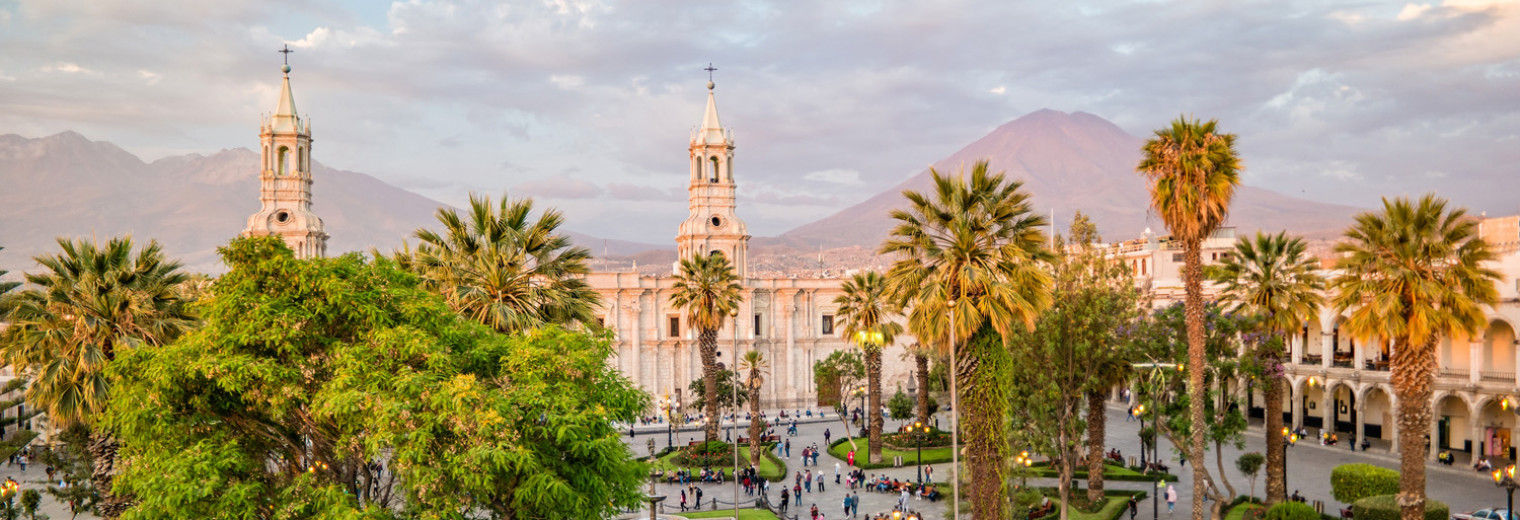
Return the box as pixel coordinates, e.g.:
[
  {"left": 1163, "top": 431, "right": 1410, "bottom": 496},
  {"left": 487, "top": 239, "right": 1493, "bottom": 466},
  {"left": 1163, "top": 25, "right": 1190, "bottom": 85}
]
[{"left": 2, "top": 0, "right": 1518, "bottom": 243}]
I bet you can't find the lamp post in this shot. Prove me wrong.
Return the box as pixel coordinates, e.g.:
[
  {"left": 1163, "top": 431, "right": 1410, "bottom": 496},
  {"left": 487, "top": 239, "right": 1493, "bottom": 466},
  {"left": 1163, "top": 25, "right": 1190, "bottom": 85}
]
[
  {"left": 907, "top": 420, "right": 929, "bottom": 484},
  {"left": 731, "top": 309, "right": 740, "bottom": 520},
  {"left": 1131, "top": 361, "right": 1179, "bottom": 520},
  {"left": 1135, "top": 404, "right": 1147, "bottom": 465},
  {"left": 1281, "top": 426, "right": 1298, "bottom": 489},
  {"left": 1495, "top": 465, "right": 1517, "bottom": 520},
  {"left": 1013, "top": 450, "right": 1034, "bottom": 489},
  {"left": 0, "top": 479, "right": 16, "bottom": 520}
]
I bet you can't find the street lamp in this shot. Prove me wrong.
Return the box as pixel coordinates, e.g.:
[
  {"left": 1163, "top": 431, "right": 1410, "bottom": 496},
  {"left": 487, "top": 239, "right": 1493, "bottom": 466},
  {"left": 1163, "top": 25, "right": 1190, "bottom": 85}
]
[
  {"left": 1134, "top": 404, "right": 1148, "bottom": 465},
  {"left": 1495, "top": 465, "right": 1518, "bottom": 520},
  {"left": 1281, "top": 426, "right": 1298, "bottom": 489},
  {"left": 0, "top": 479, "right": 17, "bottom": 520},
  {"left": 730, "top": 309, "right": 740, "bottom": 520},
  {"left": 906, "top": 420, "right": 930, "bottom": 484},
  {"left": 1013, "top": 450, "right": 1035, "bottom": 488}
]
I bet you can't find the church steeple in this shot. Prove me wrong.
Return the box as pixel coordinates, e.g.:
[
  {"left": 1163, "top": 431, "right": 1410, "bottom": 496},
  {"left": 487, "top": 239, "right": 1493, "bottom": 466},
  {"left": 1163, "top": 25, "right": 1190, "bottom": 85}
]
[
  {"left": 676, "top": 73, "right": 749, "bottom": 277},
  {"left": 242, "top": 50, "right": 328, "bottom": 259}
]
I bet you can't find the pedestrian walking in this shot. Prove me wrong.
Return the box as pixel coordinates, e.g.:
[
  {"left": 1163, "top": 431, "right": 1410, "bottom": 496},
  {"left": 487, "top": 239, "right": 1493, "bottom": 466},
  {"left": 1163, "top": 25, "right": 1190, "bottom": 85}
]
[
  {"left": 825, "top": 428, "right": 832, "bottom": 445},
  {"left": 851, "top": 493, "right": 860, "bottom": 517},
  {"left": 1128, "top": 495, "right": 1138, "bottom": 520},
  {"left": 680, "top": 490, "right": 688, "bottom": 511},
  {"left": 695, "top": 487, "right": 703, "bottom": 509},
  {"left": 847, "top": 450, "right": 854, "bottom": 467},
  {"left": 842, "top": 494, "right": 851, "bottom": 517},
  {"left": 817, "top": 472, "right": 825, "bottom": 492},
  {"left": 1165, "top": 484, "right": 1177, "bottom": 514},
  {"left": 835, "top": 462, "right": 841, "bottom": 484},
  {"left": 926, "top": 465, "right": 933, "bottom": 483}
]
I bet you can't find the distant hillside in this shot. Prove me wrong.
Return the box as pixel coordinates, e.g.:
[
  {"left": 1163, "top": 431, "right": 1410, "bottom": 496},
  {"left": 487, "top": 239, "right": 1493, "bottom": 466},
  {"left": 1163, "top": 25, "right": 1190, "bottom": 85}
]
[
  {"left": 782, "top": 109, "right": 1363, "bottom": 248},
  {"left": 0, "top": 131, "right": 663, "bottom": 275}
]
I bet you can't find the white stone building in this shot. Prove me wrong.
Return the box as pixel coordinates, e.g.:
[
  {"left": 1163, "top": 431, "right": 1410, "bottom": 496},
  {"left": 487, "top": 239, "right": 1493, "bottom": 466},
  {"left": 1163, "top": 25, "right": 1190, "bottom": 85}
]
[
  {"left": 241, "top": 61, "right": 328, "bottom": 259},
  {"left": 583, "top": 81, "right": 915, "bottom": 409}
]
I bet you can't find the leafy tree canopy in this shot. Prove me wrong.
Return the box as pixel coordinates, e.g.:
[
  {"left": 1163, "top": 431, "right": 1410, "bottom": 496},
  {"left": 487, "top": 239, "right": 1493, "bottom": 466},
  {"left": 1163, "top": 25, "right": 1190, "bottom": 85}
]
[
  {"left": 106, "top": 237, "right": 649, "bottom": 520},
  {"left": 687, "top": 368, "right": 749, "bottom": 411}
]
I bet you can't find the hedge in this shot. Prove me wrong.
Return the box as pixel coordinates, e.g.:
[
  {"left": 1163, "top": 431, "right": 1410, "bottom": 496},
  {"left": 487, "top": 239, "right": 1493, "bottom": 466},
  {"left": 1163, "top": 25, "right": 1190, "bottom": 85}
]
[
  {"left": 1264, "top": 502, "right": 1319, "bottom": 520},
  {"left": 1352, "top": 495, "right": 1448, "bottom": 520},
  {"left": 1329, "top": 463, "right": 1399, "bottom": 504}
]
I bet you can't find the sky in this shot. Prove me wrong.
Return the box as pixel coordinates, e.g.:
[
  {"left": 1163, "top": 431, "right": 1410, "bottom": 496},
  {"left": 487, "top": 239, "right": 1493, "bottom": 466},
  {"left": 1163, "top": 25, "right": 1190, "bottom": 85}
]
[{"left": 2, "top": 0, "right": 1518, "bottom": 244}]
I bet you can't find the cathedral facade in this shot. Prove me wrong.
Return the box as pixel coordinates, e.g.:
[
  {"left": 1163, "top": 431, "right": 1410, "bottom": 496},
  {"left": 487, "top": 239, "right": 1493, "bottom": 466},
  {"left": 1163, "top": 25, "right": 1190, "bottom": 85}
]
[{"left": 583, "top": 81, "right": 916, "bottom": 409}]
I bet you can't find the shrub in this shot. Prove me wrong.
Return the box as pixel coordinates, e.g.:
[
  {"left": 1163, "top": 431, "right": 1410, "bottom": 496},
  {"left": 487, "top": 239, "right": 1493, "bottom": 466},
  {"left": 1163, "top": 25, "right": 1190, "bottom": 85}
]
[
  {"left": 672, "top": 441, "right": 734, "bottom": 467},
  {"left": 1264, "top": 501, "right": 1319, "bottom": 520},
  {"left": 1329, "top": 463, "right": 1399, "bottom": 504},
  {"left": 1351, "top": 495, "right": 1448, "bottom": 520}
]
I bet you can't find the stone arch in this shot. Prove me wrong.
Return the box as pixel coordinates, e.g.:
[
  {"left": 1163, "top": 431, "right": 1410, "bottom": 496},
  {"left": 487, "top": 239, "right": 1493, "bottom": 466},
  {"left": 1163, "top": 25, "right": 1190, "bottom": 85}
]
[
  {"left": 1439, "top": 328, "right": 1474, "bottom": 375},
  {"left": 1434, "top": 392, "right": 1475, "bottom": 455},
  {"left": 1359, "top": 385, "right": 1396, "bottom": 442},
  {"left": 277, "top": 145, "right": 291, "bottom": 176},
  {"left": 1325, "top": 379, "right": 1357, "bottom": 434},
  {"left": 1474, "top": 394, "right": 1518, "bottom": 461},
  {"left": 1483, "top": 319, "right": 1517, "bottom": 383},
  {"left": 708, "top": 156, "right": 720, "bottom": 182},
  {"left": 1330, "top": 315, "right": 1355, "bottom": 367}
]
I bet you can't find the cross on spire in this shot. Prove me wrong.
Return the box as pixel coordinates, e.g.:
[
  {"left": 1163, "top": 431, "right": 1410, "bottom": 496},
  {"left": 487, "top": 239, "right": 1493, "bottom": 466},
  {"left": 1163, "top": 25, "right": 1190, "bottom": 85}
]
[
  {"left": 278, "top": 45, "right": 294, "bottom": 66},
  {"left": 704, "top": 63, "right": 717, "bottom": 82}
]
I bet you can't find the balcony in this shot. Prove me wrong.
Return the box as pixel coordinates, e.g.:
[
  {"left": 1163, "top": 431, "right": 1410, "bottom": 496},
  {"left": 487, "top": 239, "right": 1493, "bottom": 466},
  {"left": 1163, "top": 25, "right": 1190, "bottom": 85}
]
[
  {"left": 1438, "top": 367, "right": 1469, "bottom": 379},
  {"left": 1302, "top": 354, "right": 1324, "bottom": 365},
  {"left": 1481, "top": 371, "right": 1516, "bottom": 383},
  {"left": 1363, "top": 360, "right": 1391, "bottom": 372},
  {"left": 1332, "top": 358, "right": 1354, "bottom": 369}
]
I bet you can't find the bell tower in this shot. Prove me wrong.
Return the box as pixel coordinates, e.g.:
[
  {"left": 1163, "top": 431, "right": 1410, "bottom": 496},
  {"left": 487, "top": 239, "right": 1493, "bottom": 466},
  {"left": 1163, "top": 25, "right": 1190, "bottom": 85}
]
[
  {"left": 242, "top": 49, "right": 328, "bottom": 259},
  {"left": 676, "top": 75, "right": 750, "bottom": 277}
]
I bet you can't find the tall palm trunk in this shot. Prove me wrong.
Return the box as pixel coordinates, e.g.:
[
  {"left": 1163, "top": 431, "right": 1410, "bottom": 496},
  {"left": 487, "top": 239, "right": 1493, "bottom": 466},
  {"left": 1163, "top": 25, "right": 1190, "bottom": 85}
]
[
  {"left": 915, "top": 353, "right": 931, "bottom": 426},
  {"left": 1264, "top": 371, "right": 1286, "bottom": 504},
  {"left": 867, "top": 348, "right": 884, "bottom": 464},
  {"left": 749, "top": 376, "right": 763, "bottom": 467},
  {"left": 1393, "top": 337, "right": 1433, "bottom": 520},
  {"left": 700, "top": 328, "right": 720, "bottom": 443},
  {"left": 1182, "top": 238, "right": 1208, "bottom": 520},
  {"left": 1086, "top": 390, "right": 1107, "bottom": 502},
  {"left": 964, "top": 327, "right": 1012, "bottom": 520},
  {"left": 88, "top": 429, "right": 130, "bottom": 519}
]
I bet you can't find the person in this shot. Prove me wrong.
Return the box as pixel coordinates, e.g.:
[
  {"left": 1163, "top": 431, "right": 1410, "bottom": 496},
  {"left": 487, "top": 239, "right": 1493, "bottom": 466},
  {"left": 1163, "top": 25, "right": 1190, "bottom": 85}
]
[
  {"left": 1128, "top": 495, "right": 1139, "bottom": 520},
  {"left": 811, "top": 503, "right": 820, "bottom": 520},
  {"left": 925, "top": 464, "right": 933, "bottom": 483},
  {"left": 786, "top": 439, "right": 792, "bottom": 457},
  {"left": 680, "top": 489, "right": 688, "bottom": 511},
  {"left": 825, "top": 428, "right": 832, "bottom": 445},
  {"left": 1361, "top": 437, "right": 1371, "bottom": 451},
  {"left": 1291, "top": 490, "right": 1304, "bottom": 503},
  {"left": 851, "top": 493, "right": 860, "bottom": 517},
  {"left": 805, "top": 469, "right": 813, "bottom": 492},
  {"left": 695, "top": 487, "right": 703, "bottom": 509},
  {"left": 848, "top": 450, "right": 855, "bottom": 467},
  {"left": 1165, "top": 484, "right": 1177, "bottom": 514},
  {"left": 835, "top": 462, "right": 842, "bottom": 484},
  {"left": 781, "top": 488, "right": 791, "bottom": 512},
  {"left": 843, "top": 494, "right": 852, "bottom": 517},
  {"left": 818, "top": 472, "right": 826, "bottom": 492}
]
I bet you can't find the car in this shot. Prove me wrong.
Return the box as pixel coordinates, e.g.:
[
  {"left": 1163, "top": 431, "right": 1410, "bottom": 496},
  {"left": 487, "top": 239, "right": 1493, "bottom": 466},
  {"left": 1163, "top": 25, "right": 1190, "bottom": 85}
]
[{"left": 1453, "top": 509, "right": 1515, "bottom": 520}]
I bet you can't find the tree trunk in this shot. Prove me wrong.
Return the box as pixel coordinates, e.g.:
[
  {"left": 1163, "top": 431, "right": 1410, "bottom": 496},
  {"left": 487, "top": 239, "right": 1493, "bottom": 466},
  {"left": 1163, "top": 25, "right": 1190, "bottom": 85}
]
[
  {"left": 749, "top": 376, "right": 764, "bottom": 467},
  {"left": 1393, "top": 336, "right": 1432, "bottom": 520},
  {"left": 964, "top": 327, "right": 1011, "bottom": 520},
  {"left": 1264, "top": 370, "right": 1286, "bottom": 505},
  {"left": 916, "top": 353, "right": 931, "bottom": 426},
  {"left": 700, "top": 327, "right": 720, "bottom": 443},
  {"left": 87, "top": 429, "right": 130, "bottom": 519},
  {"left": 1086, "top": 390, "right": 1107, "bottom": 503},
  {"left": 1059, "top": 451, "right": 1073, "bottom": 520},
  {"left": 867, "top": 347, "right": 884, "bottom": 465},
  {"left": 1183, "top": 238, "right": 1208, "bottom": 520}
]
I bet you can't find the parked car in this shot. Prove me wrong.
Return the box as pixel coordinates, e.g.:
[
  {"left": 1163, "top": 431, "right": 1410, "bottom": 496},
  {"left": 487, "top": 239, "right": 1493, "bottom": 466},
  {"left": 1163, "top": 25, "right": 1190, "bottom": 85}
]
[{"left": 1453, "top": 509, "right": 1514, "bottom": 520}]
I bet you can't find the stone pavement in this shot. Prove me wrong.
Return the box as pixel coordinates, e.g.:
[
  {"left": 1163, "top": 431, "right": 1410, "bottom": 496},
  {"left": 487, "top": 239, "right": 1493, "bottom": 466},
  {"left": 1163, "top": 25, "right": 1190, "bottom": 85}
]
[{"left": 0, "top": 458, "right": 94, "bottom": 519}]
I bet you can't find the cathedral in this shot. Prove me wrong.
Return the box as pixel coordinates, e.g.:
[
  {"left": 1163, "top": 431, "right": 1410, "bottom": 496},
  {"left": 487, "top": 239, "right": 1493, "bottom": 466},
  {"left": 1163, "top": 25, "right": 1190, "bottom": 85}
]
[
  {"left": 581, "top": 79, "right": 914, "bottom": 410},
  {"left": 241, "top": 61, "right": 914, "bottom": 409}
]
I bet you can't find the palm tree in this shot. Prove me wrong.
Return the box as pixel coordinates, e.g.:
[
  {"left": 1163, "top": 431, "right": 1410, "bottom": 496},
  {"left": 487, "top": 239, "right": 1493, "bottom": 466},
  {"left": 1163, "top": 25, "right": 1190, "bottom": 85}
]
[
  {"left": 670, "top": 252, "right": 743, "bottom": 443},
  {"left": 882, "top": 160, "right": 1052, "bottom": 519},
  {"left": 905, "top": 342, "right": 933, "bottom": 426},
  {"left": 0, "top": 237, "right": 192, "bottom": 518},
  {"left": 410, "top": 192, "right": 601, "bottom": 333},
  {"left": 835, "top": 271, "right": 904, "bottom": 465},
  {"left": 739, "top": 349, "right": 770, "bottom": 467},
  {"left": 1208, "top": 232, "right": 1325, "bottom": 505},
  {"left": 1332, "top": 195, "right": 1499, "bottom": 520},
  {"left": 1137, "top": 116, "right": 1241, "bottom": 520}
]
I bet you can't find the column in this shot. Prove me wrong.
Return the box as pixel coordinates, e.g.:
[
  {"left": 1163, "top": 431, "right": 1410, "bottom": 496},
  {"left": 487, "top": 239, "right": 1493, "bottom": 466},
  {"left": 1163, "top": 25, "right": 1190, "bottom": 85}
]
[
  {"left": 1321, "top": 333, "right": 1334, "bottom": 369},
  {"left": 1291, "top": 383, "right": 1304, "bottom": 430},
  {"left": 1471, "top": 341, "right": 1484, "bottom": 384},
  {"left": 625, "top": 298, "right": 640, "bottom": 389},
  {"left": 1387, "top": 396, "right": 1400, "bottom": 453},
  {"left": 785, "top": 298, "right": 797, "bottom": 408},
  {"left": 1471, "top": 411, "right": 1485, "bottom": 460},
  {"left": 1354, "top": 400, "right": 1366, "bottom": 449},
  {"left": 1353, "top": 337, "right": 1364, "bottom": 371},
  {"left": 1321, "top": 392, "right": 1335, "bottom": 435},
  {"left": 1429, "top": 397, "right": 1442, "bottom": 461},
  {"left": 1290, "top": 335, "right": 1303, "bottom": 365}
]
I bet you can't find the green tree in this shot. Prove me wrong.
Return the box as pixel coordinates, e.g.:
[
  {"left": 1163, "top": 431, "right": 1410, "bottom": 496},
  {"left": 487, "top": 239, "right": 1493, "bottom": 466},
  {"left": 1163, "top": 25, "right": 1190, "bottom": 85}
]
[
  {"left": 1331, "top": 195, "right": 1499, "bottom": 520},
  {"left": 740, "top": 350, "right": 770, "bottom": 467},
  {"left": 1208, "top": 232, "right": 1325, "bottom": 505},
  {"left": 686, "top": 368, "right": 748, "bottom": 411},
  {"left": 834, "top": 271, "right": 903, "bottom": 465},
  {"left": 39, "top": 424, "right": 98, "bottom": 520},
  {"left": 1237, "top": 452, "right": 1265, "bottom": 500},
  {"left": 1137, "top": 115, "right": 1242, "bottom": 520},
  {"left": 886, "top": 388, "right": 913, "bottom": 423},
  {"left": 0, "top": 237, "right": 192, "bottom": 518},
  {"left": 409, "top": 192, "right": 601, "bottom": 333},
  {"left": 669, "top": 251, "right": 744, "bottom": 443},
  {"left": 1006, "top": 223, "right": 1143, "bottom": 520},
  {"left": 106, "top": 237, "right": 650, "bottom": 520},
  {"left": 814, "top": 350, "right": 865, "bottom": 409},
  {"left": 882, "top": 160, "right": 1053, "bottom": 519}
]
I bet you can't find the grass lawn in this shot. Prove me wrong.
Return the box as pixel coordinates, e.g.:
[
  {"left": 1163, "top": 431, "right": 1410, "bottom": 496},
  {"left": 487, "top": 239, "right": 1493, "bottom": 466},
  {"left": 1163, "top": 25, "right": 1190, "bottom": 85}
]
[
  {"left": 675, "top": 509, "right": 780, "bottom": 520},
  {"left": 1224, "top": 503, "right": 1264, "bottom": 520},
  {"left": 1066, "top": 497, "right": 1129, "bottom": 520},
  {"left": 827, "top": 438, "right": 954, "bottom": 469},
  {"left": 656, "top": 446, "right": 786, "bottom": 481},
  {"left": 1027, "top": 462, "right": 1177, "bottom": 482}
]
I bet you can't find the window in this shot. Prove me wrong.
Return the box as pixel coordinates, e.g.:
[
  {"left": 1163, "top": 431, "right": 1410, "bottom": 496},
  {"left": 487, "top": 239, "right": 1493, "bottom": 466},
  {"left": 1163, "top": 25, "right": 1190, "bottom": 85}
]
[
  {"left": 277, "top": 146, "right": 290, "bottom": 175},
  {"left": 596, "top": 316, "right": 605, "bottom": 327},
  {"left": 709, "top": 157, "right": 720, "bottom": 182},
  {"left": 754, "top": 314, "right": 763, "bottom": 338},
  {"left": 668, "top": 316, "right": 680, "bottom": 338},
  {"left": 1172, "top": 253, "right": 1183, "bottom": 262},
  {"left": 821, "top": 315, "right": 834, "bottom": 335}
]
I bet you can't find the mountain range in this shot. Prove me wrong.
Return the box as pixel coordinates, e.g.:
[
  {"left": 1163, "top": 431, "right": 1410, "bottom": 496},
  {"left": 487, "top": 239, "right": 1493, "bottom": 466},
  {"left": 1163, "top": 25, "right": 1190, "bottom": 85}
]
[
  {"left": 1, "top": 110, "right": 1363, "bottom": 277},
  {"left": 781, "top": 109, "right": 1362, "bottom": 248}
]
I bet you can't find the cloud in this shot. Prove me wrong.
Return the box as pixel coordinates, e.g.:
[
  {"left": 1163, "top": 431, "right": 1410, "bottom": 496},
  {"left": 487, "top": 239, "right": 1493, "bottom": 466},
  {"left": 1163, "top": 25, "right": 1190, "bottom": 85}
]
[
  {"left": 513, "top": 174, "right": 604, "bottom": 200},
  {"left": 607, "top": 182, "right": 683, "bottom": 201},
  {"left": 803, "top": 169, "right": 862, "bottom": 185}
]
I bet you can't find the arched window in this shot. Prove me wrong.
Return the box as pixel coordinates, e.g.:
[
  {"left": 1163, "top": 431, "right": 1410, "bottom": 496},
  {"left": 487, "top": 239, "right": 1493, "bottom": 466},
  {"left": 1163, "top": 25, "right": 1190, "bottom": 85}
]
[
  {"left": 277, "top": 146, "right": 290, "bottom": 176},
  {"left": 708, "top": 157, "right": 719, "bottom": 182}
]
